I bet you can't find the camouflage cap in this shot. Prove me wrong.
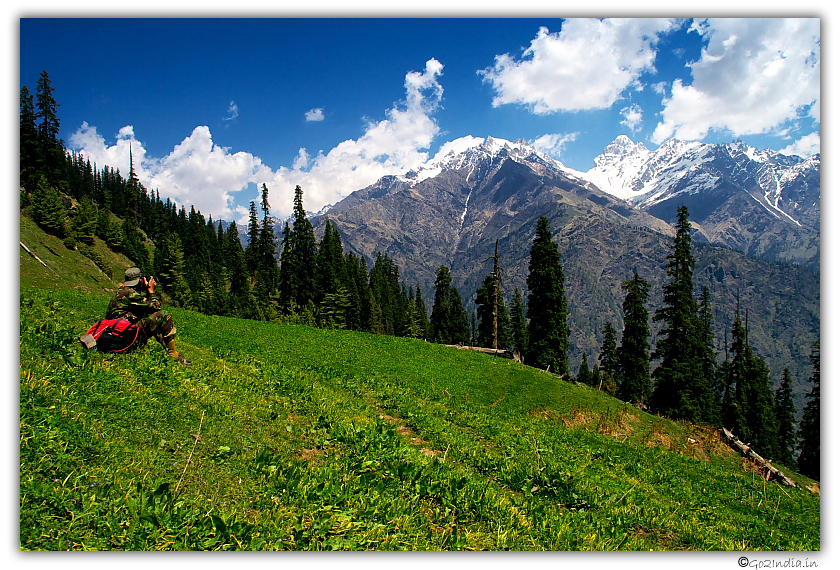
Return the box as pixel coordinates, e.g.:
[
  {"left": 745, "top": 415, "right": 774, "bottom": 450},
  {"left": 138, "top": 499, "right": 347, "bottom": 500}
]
[{"left": 124, "top": 267, "right": 144, "bottom": 287}]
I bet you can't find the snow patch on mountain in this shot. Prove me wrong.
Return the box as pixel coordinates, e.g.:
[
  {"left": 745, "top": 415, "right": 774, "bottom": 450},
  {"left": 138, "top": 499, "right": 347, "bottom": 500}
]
[
  {"left": 396, "top": 135, "right": 582, "bottom": 188},
  {"left": 582, "top": 135, "right": 818, "bottom": 227}
]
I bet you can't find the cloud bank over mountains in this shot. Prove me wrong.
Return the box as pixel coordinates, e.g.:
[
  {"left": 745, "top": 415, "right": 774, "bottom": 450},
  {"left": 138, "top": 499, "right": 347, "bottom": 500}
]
[
  {"left": 651, "top": 18, "right": 820, "bottom": 144},
  {"left": 68, "top": 18, "right": 819, "bottom": 224}
]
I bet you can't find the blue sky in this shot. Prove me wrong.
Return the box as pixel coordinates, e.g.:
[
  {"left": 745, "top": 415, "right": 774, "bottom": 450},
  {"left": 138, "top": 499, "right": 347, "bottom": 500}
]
[{"left": 19, "top": 15, "right": 821, "bottom": 224}]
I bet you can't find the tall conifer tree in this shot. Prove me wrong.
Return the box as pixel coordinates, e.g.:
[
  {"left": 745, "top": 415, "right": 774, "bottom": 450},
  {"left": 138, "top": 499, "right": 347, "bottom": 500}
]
[
  {"left": 257, "top": 183, "right": 279, "bottom": 294},
  {"left": 798, "top": 341, "right": 820, "bottom": 480},
  {"left": 578, "top": 353, "right": 592, "bottom": 386},
  {"left": 651, "top": 206, "right": 710, "bottom": 422},
  {"left": 315, "top": 219, "right": 345, "bottom": 306},
  {"left": 245, "top": 201, "right": 260, "bottom": 277},
  {"left": 617, "top": 272, "right": 652, "bottom": 404},
  {"left": 20, "top": 85, "right": 39, "bottom": 192},
  {"left": 525, "top": 216, "right": 569, "bottom": 373},
  {"left": 599, "top": 321, "right": 619, "bottom": 392},
  {"left": 156, "top": 232, "right": 191, "bottom": 308},
  {"left": 774, "top": 368, "right": 797, "bottom": 467},
  {"left": 341, "top": 252, "right": 372, "bottom": 332},
  {"left": 727, "top": 312, "right": 777, "bottom": 458},
  {"left": 430, "top": 265, "right": 469, "bottom": 345},
  {"left": 35, "top": 70, "right": 63, "bottom": 185},
  {"left": 412, "top": 285, "right": 430, "bottom": 340},
  {"left": 278, "top": 185, "right": 317, "bottom": 312},
  {"left": 695, "top": 287, "right": 720, "bottom": 424},
  {"left": 510, "top": 288, "right": 527, "bottom": 359},
  {"left": 223, "top": 221, "right": 254, "bottom": 318}
]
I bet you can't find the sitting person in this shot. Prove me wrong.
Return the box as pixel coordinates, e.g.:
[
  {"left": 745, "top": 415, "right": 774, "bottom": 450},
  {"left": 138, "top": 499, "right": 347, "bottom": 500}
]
[{"left": 103, "top": 266, "right": 191, "bottom": 367}]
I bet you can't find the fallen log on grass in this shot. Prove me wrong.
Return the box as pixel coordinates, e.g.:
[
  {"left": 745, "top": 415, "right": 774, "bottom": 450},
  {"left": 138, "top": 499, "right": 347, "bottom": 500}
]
[
  {"left": 442, "top": 344, "right": 520, "bottom": 362},
  {"left": 20, "top": 241, "right": 58, "bottom": 276},
  {"left": 719, "top": 428, "right": 797, "bottom": 487}
]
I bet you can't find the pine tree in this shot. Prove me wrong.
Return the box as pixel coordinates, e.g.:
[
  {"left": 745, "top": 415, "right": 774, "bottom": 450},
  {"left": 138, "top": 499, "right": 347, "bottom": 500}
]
[
  {"left": 223, "top": 221, "right": 254, "bottom": 318},
  {"left": 245, "top": 201, "right": 260, "bottom": 277},
  {"left": 71, "top": 196, "right": 98, "bottom": 245},
  {"left": 430, "top": 265, "right": 469, "bottom": 345},
  {"left": 578, "top": 353, "right": 592, "bottom": 386},
  {"left": 590, "top": 364, "right": 602, "bottom": 389},
  {"left": 156, "top": 232, "right": 191, "bottom": 307},
  {"left": 598, "top": 322, "right": 619, "bottom": 393},
  {"left": 369, "top": 253, "right": 403, "bottom": 335},
  {"left": 277, "top": 222, "right": 293, "bottom": 308},
  {"left": 412, "top": 285, "right": 430, "bottom": 340},
  {"left": 30, "top": 176, "right": 67, "bottom": 237},
  {"left": 727, "top": 312, "right": 777, "bottom": 459},
  {"left": 510, "top": 288, "right": 527, "bottom": 359},
  {"left": 695, "top": 286, "right": 720, "bottom": 424},
  {"left": 431, "top": 265, "right": 454, "bottom": 343},
  {"left": 448, "top": 287, "right": 470, "bottom": 345},
  {"left": 651, "top": 206, "right": 709, "bottom": 423},
  {"left": 320, "top": 287, "right": 351, "bottom": 329},
  {"left": 774, "top": 368, "right": 797, "bottom": 467},
  {"left": 35, "top": 70, "right": 63, "bottom": 185},
  {"left": 183, "top": 207, "right": 209, "bottom": 301},
  {"left": 798, "top": 341, "right": 820, "bottom": 480},
  {"left": 617, "top": 272, "right": 652, "bottom": 405},
  {"left": 315, "top": 219, "right": 345, "bottom": 309},
  {"left": 279, "top": 185, "right": 317, "bottom": 311},
  {"left": 103, "top": 215, "right": 124, "bottom": 250},
  {"left": 257, "top": 183, "right": 279, "bottom": 294},
  {"left": 396, "top": 282, "right": 412, "bottom": 337},
  {"left": 20, "top": 85, "right": 39, "bottom": 192},
  {"left": 342, "top": 252, "right": 372, "bottom": 332},
  {"left": 498, "top": 297, "right": 512, "bottom": 351},
  {"left": 525, "top": 216, "right": 569, "bottom": 373}
]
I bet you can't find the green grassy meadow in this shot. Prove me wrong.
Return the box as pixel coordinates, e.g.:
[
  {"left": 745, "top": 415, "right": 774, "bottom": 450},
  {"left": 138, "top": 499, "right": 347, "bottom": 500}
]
[{"left": 19, "top": 223, "right": 820, "bottom": 551}]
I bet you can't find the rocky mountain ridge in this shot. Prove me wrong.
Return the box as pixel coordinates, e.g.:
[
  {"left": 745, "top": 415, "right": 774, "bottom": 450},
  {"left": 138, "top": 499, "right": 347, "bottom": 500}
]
[
  {"left": 309, "top": 135, "right": 819, "bottom": 407},
  {"left": 583, "top": 135, "right": 820, "bottom": 270}
]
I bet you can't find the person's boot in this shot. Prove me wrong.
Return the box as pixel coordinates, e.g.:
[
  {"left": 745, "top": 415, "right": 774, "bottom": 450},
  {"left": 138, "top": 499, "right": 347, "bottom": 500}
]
[
  {"left": 164, "top": 339, "right": 191, "bottom": 368},
  {"left": 79, "top": 334, "right": 97, "bottom": 349}
]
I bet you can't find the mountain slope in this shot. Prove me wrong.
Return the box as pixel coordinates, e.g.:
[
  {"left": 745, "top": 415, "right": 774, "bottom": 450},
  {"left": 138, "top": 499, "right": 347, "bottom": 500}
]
[
  {"left": 584, "top": 135, "right": 820, "bottom": 271},
  {"left": 312, "top": 137, "right": 819, "bottom": 409}
]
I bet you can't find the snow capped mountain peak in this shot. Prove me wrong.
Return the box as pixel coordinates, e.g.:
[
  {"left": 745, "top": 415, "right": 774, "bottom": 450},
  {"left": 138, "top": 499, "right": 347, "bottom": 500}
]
[
  {"left": 582, "top": 135, "right": 819, "bottom": 230},
  {"left": 397, "top": 135, "right": 567, "bottom": 186},
  {"left": 593, "top": 136, "right": 650, "bottom": 168}
]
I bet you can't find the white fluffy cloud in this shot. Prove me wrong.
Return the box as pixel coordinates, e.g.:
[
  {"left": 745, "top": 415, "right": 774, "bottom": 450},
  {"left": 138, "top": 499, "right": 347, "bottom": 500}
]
[
  {"left": 620, "top": 104, "right": 644, "bottom": 133},
  {"left": 70, "top": 123, "right": 147, "bottom": 175},
  {"left": 305, "top": 108, "right": 324, "bottom": 122},
  {"left": 70, "top": 123, "right": 267, "bottom": 222},
  {"left": 68, "top": 59, "right": 446, "bottom": 224},
  {"left": 273, "top": 59, "right": 445, "bottom": 215},
  {"left": 652, "top": 18, "right": 820, "bottom": 144},
  {"left": 530, "top": 132, "right": 579, "bottom": 161},
  {"left": 780, "top": 132, "right": 820, "bottom": 158},
  {"left": 479, "top": 19, "right": 677, "bottom": 114}
]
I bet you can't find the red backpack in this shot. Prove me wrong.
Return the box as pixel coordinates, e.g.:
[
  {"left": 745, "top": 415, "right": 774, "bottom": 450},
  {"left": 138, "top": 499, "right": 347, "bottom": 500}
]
[{"left": 84, "top": 318, "right": 144, "bottom": 353}]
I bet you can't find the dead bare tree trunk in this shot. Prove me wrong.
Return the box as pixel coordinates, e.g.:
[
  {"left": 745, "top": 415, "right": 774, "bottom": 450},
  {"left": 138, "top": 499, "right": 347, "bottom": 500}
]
[{"left": 719, "top": 428, "right": 797, "bottom": 487}]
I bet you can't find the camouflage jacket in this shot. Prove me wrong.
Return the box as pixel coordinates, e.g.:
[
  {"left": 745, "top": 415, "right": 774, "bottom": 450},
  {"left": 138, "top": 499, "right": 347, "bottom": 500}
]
[{"left": 105, "top": 287, "right": 162, "bottom": 322}]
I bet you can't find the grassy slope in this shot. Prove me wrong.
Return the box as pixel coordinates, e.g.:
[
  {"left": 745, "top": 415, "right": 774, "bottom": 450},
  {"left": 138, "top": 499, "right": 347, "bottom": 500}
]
[
  {"left": 19, "top": 220, "right": 820, "bottom": 551},
  {"left": 20, "top": 214, "right": 129, "bottom": 294}
]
